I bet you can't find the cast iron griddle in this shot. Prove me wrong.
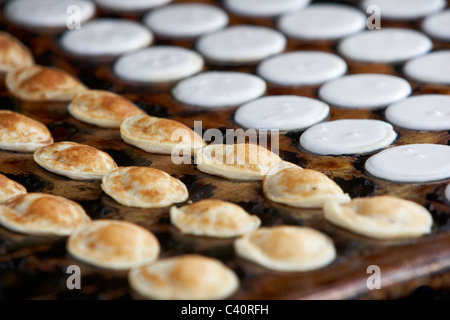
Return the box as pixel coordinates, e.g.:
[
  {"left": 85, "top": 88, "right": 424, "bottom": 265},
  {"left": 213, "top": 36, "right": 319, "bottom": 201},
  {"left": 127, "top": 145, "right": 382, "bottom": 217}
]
[{"left": 0, "top": 0, "right": 449, "bottom": 300}]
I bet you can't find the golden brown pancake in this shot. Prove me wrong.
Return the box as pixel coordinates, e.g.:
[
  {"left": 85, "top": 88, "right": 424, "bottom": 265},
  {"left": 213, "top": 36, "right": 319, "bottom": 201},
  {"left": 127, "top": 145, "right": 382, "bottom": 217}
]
[
  {"left": 101, "top": 166, "right": 189, "bottom": 208},
  {"left": 0, "top": 31, "right": 34, "bottom": 74},
  {"left": 323, "top": 196, "right": 434, "bottom": 239},
  {"left": 0, "top": 193, "right": 91, "bottom": 236},
  {"left": 234, "top": 226, "right": 336, "bottom": 272},
  {"left": 5, "top": 65, "right": 88, "bottom": 102},
  {"left": 0, "top": 173, "right": 27, "bottom": 204},
  {"left": 68, "top": 90, "right": 144, "bottom": 128},
  {"left": 129, "top": 254, "right": 239, "bottom": 300},
  {"left": 121, "top": 114, "right": 206, "bottom": 155},
  {"left": 34, "top": 141, "right": 118, "bottom": 180},
  {"left": 195, "top": 143, "right": 282, "bottom": 180},
  {"left": 67, "top": 219, "right": 160, "bottom": 270},
  {"left": 170, "top": 199, "right": 261, "bottom": 238},
  {"left": 0, "top": 110, "right": 54, "bottom": 152},
  {"left": 263, "top": 162, "right": 351, "bottom": 208}
]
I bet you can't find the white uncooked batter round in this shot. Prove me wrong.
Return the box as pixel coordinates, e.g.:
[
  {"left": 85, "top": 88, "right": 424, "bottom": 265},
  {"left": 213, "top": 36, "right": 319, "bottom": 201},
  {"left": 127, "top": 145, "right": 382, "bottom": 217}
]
[
  {"left": 224, "top": 0, "right": 310, "bottom": 17},
  {"left": 60, "top": 19, "right": 153, "bottom": 57},
  {"left": 318, "top": 74, "right": 412, "bottom": 109},
  {"left": 422, "top": 10, "right": 450, "bottom": 41},
  {"left": 196, "top": 25, "right": 286, "bottom": 65},
  {"left": 234, "top": 96, "right": 330, "bottom": 131},
  {"left": 95, "top": 0, "right": 172, "bottom": 12},
  {"left": 113, "top": 46, "right": 204, "bottom": 83},
  {"left": 365, "top": 144, "right": 450, "bottom": 183},
  {"left": 385, "top": 94, "right": 450, "bottom": 131},
  {"left": 257, "top": 51, "right": 347, "bottom": 86},
  {"left": 300, "top": 119, "right": 397, "bottom": 155},
  {"left": 143, "top": 4, "right": 228, "bottom": 39},
  {"left": 278, "top": 3, "right": 366, "bottom": 40},
  {"left": 172, "top": 72, "right": 266, "bottom": 108},
  {"left": 4, "top": 0, "right": 96, "bottom": 28},
  {"left": 338, "top": 28, "right": 433, "bottom": 63},
  {"left": 403, "top": 50, "right": 450, "bottom": 85},
  {"left": 360, "top": 0, "right": 446, "bottom": 21},
  {"left": 445, "top": 184, "right": 450, "bottom": 204}
]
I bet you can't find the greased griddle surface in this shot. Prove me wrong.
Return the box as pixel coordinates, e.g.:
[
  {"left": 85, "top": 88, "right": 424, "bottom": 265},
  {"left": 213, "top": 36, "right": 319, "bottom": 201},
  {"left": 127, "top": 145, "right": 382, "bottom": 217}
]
[{"left": 0, "top": 0, "right": 450, "bottom": 300}]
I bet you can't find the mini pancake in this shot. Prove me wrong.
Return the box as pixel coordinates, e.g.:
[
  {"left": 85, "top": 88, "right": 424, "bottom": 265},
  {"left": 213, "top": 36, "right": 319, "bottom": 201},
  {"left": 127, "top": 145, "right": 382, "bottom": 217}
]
[
  {"left": 170, "top": 199, "right": 261, "bottom": 238},
  {"left": 143, "top": 3, "right": 229, "bottom": 39},
  {"left": 113, "top": 46, "right": 204, "bottom": 84},
  {"left": 172, "top": 71, "right": 266, "bottom": 109},
  {"left": 338, "top": 28, "right": 432, "bottom": 64},
  {"left": 0, "top": 193, "right": 91, "bottom": 236},
  {"left": 365, "top": 144, "right": 450, "bottom": 183},
  {"left": 68, "top": 90, "right": 144, "bottom": 129},
  {"left": 422, "top": 9, "right": 450, "bottom": 41},
  {"left": 234, "top": 226, "right": 336, "bottom": 272},
  {"left": 195, "top": 143, "right": 282, "bottom": 181},
  {"left": 4, "top": 0, "right": 96, "bottom": 29},
  {"left": 0, "top": 31, "right": 34, "bottom": 75},
  {"left": 196, "top": 25, "right": 286, "bottom": 66},
  {"left": 299, "top": 119, "right": 397, "bottom": 155},
  {"left": 324, "top": 196, "right": 434, "bottom": 239},
  {"left": 34, "top": 141, "right": 118, "bottom": 180},
  {"left": 0, "top": 110, "right": 53, "bottom": 153},
  {"left": 129, "top": 254, "right": 239, "bottom": 300},
  {"left": 318, "top": 73, "right": 412, "bottom": 109},
  {"left": 67, "top": 219, "right": 160, "bottom": 270},
  {"left": 278, "top": 3, "right": 366, "bottom": 40},
  {"left": 5, "top": 65, "right": 88, "bottom": 102},
  {"left": 385, "top": 94, "right": 450, "bottom": 131},
  {"left": 234, "top": 95, "right": 330, "bottom": 131},
  {"left": 59, "top": 18, "right": 153, "bottom": 57},
  {"left": 403, "top": 50, "right": 450, "bottom": 85},
  {"left": 101, "top": 166, "right": 189, "bottom": 208},
  {"left": 0, "top": 173, "right": 27, "bottom": 204},
  {"left": 257, "top": 51, "right": 347, "bottom": 87},
  {"left": 120, "top": 114, "right": 206, "bottom": 155},
  {"left": 263, "top": 163, "right": 351, "bottom": 208}
]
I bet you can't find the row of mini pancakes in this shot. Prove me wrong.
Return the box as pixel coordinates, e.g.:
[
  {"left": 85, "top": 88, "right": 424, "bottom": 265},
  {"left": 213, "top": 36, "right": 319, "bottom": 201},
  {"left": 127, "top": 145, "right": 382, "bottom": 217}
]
[
  {"left": 0, "top": 29, "right": 330, "bottom": 300},
  {"left": 0, "top": 31, "right": 443, "bottom": 238},
  {"left": 3, "top": 0, "right": 448, "bottom": 31},
  {"left": 0, "top": 18, "right": 446, "bottom": 298},
  {"left": 4, "top": 57, "right": 446, "bottom": 186},
  {"left": 0, "top": 119, "right": 337, "bottom": 300},
  {"left": 0, "top": 28, "right": 241, "bottom": 300},
  {"left": 0, "top": 26, "right": 446, "bottom": 125},
  {"left": 2, "top": 74, "right": 438, "bottom": 298},
  {"left": 0, "top": 115, "right": 439, "bottom": 296},
  {"left": 0, "top": 29, "right": 445, "bottom": 218},
  {"left": 1, "top": 27, "right": 449, "bottom": 134},
  {"left": 0, "top": 154, "right": 437, "bottom": 300},
  {"left": 4, "top": 24, "right": 449, "bottom": 176},
  {"left": 0, "top": 73, "right": 439, "bottom": 241},
  {"left": 0, "top": 160, "right": 437, "bottom": 300},
  {"left": 4, "top": 0, "right": 449, "bottom": 62},
  {"left": 4, "top": 0, "right": 450, "bottom": 90},
  {"left": 0, "top": 69, "right": 247, "bottom": 301},
  {"left": 0, "top": 190, "right": 236, "bottom": 300},
  {"left": 3, "top": 62, "right": 449, "bottom": 185}
]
